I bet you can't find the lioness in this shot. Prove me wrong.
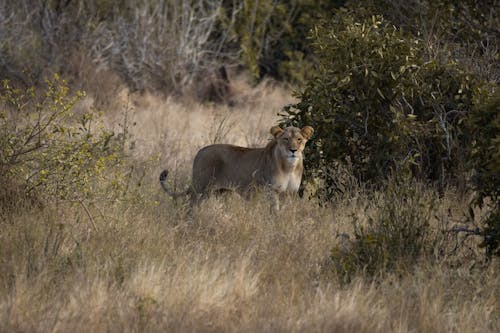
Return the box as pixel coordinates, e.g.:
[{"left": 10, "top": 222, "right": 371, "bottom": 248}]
[{"left": 159, "top": 125, "right": 314, "bottom": 211}]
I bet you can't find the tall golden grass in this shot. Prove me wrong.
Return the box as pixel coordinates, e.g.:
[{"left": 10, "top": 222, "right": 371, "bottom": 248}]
[{"left": 0, "top": 79, "right": 498, "bottom": 332}]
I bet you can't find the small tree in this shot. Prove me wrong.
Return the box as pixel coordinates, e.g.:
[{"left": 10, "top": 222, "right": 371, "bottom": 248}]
[{"left": 0, "top": 75, "right": 121, "bottom": 208}]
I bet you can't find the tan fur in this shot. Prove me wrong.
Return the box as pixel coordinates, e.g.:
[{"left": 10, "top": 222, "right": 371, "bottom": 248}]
[{"left": 160, "top": 125, "right": 314, "bottom": 211}]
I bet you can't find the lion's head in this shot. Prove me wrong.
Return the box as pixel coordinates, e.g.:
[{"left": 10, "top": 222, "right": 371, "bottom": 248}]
[{"left": 270, "top": 125, "right": 314, "bottom": 164}]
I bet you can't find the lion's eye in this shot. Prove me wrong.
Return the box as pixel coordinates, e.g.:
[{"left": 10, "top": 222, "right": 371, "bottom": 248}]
[
  {"left": 297, "top": 138, "right": 302, "bottom": 142},
  {"left": 283, "top": 137, "right": 289, "bottom": 142}
]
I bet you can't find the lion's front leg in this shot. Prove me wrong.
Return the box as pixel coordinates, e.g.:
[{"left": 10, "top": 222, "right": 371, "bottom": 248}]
[
  {"left": 280, "top": 191, "right": 297, "bottom": 211},
  {"left": 267, "top": 189, "right": 281, "bottom": 214}
]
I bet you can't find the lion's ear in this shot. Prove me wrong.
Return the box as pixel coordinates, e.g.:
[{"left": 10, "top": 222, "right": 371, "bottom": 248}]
[
  {"left": 301, "top": 126, "right": 314, "bottom": 140},
  {"left": 270, "top": 126, "right": 284, "bottom": 138}
]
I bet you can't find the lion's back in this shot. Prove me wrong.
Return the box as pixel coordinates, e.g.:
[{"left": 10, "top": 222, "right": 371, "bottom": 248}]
[{"left": 192, "top": 144, "right": 269, "bottom": 193}]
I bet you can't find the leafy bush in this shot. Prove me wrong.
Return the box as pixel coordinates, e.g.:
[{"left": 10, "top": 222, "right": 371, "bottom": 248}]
[
  {"left": 467, "top": 90, "right": 500, "bottom": 258},
  {"left": 281, "top": 14, "right": 483, "bottom": 196},
  {"left": 0, "top": 75, "right": 121, "bottom": 209}
]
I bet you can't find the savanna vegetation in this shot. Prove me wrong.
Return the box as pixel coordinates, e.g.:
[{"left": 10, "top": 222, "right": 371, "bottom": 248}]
[{"left": 1, "top": 0, "right": 498, "bottom": 331}]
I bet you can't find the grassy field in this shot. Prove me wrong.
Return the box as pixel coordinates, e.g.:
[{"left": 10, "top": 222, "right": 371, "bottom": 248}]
[{"left": 0, "top": 80, "right": 498, "bottom": 332}]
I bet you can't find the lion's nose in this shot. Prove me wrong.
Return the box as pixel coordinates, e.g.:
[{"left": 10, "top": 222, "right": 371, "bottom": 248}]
[{"left": 290, "top": 149, "right": 297, "bottom": 154}]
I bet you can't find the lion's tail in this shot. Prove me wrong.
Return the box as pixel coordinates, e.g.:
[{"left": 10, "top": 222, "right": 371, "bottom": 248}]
[{"left": 159, "top": 170, "right": 190, "bottom": 199}]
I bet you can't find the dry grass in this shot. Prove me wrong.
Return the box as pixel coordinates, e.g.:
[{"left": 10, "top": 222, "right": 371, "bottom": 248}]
[{"left": 0, "top": 82, "right": 498, "bottom": 332}]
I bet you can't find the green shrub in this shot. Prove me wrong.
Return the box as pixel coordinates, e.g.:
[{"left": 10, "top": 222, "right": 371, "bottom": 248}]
[
  {"left": 0, "top": 75, "right": 122, "bottom": 209},
  {"left": 281, "top": 14, "right": 483, "bottom": 196},
  {"left": 467, "top": 90, "right": 500, "bottom": 258}
]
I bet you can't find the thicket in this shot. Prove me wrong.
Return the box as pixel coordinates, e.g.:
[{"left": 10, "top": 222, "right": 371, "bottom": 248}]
[
  {"left": 1, "top": 1, "right": 497, "bottom": 94},
  {"left": 0, "top": 0, "right": 346, "bottom": 100},
  {"left": 467, "top": 91, "right": 500, "bottom": 257}
]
